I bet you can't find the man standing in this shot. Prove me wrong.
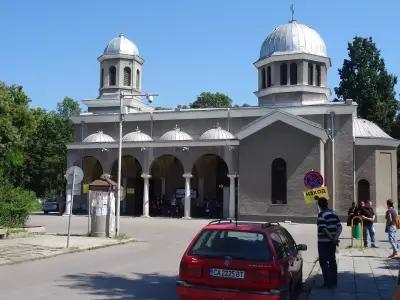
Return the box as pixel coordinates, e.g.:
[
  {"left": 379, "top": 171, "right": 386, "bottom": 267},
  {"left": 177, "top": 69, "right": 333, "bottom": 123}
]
[
  {"left": 317, "top": 197, "right": 342, "bottom": 288},
  {"left": 385, "top": 199, "right": 399, "bottom": 259},
  {"left": 361, "top": 200, "right": 378, "bottom": 248}
]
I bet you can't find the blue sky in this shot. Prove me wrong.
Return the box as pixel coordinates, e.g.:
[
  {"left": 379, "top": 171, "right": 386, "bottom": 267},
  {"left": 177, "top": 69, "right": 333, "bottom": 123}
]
[{"left": 1, "top": 0, "right": 399, "bottom": 110}]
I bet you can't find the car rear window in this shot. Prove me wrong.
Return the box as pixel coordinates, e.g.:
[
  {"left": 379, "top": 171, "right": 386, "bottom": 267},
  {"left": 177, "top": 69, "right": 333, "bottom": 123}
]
[{"left": 189, "top": 229, "right": 272, "bottom": 261}]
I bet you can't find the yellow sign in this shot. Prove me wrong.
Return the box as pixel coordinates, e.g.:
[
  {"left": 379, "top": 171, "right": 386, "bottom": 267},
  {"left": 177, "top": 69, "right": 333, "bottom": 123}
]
[
  {"left": 83, "top": 184, "right": 89, "bottom": 194},
  {"left": 304, "top": 186, "right": 330, "bottom": 205},
  {"left": 126, "top": 188, "right": 135, "bottom": 194}
]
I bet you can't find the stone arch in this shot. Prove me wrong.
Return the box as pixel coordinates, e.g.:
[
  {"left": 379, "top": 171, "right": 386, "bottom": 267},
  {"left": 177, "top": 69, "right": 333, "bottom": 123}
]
[
  {"left": 149, "top": 155, "right": 185, "bottom": 217},
  {"left": 82, "top": 156, "right": 103, "bottom": 184},
  {"left": 110, "top": 155, "right": 143, "bottom": 216},
  {"left": 191, "top": 154, "right": 229, "bottom": 218}
]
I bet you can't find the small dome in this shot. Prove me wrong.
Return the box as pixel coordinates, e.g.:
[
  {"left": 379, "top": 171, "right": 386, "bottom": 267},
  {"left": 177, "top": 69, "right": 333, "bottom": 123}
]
[
  {"left": 83, "top": 131, "right": 115, "bottom": 143},
  {"left": 123, "top": 128, "right": 152, "bottom": 142},
  {"left": 353, "top": 118, "right": 392, "bottom": 139},
  {"left": 260, "top": 21, "right": 327, "bottom": 59},
  {"left": 103, "top": 33, "right": 139, "bottom": 56},
  {"left": 200, "top": 126, "right": 235, "bottom": 140},
  {"left": 160, "top": 126, "right": 193, "bottom": 141}
]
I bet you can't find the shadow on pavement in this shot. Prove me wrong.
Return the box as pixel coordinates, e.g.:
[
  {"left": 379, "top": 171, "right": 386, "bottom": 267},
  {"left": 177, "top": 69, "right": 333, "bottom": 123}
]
[
  {"left": 61, "top": 272, "right": 178, "bottom": 300},
  {"left": 309, "top": 270, "right": 397, "bottom": 300}
]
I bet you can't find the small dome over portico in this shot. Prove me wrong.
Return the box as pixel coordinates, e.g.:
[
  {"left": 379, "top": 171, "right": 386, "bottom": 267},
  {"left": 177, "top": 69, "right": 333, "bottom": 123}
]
[
  {"left": 123, "top": 128, "right": 152, "bottom": 142},
  {"left": 83, "top": 131, "right": 115, "bottom": 143},
  {"left": 200, "top": 126, "right": 235, "bottom": 140},
  {"left": 160, "top": 126, "right": 193, "bottom": 141}
]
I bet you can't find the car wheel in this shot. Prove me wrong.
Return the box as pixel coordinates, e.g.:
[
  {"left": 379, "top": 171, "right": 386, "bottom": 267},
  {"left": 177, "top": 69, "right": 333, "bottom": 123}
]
[{"left": 44, "top": 211, "right": 49, "bottom": 214}]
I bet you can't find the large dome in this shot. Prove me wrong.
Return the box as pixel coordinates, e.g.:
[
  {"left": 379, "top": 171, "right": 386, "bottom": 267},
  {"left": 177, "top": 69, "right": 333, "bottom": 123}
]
[
  {"left": 260, "top": 21, "right": 327, "bottom": 59},
  {"left": 104, "top": 33, "right": 139, "bottom": 56}
]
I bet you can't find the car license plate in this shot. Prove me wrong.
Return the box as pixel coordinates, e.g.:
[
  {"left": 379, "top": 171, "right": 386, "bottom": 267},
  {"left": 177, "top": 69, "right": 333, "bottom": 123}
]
[{"left": 209, "top": 268, "right": 245, "bottom": 279}]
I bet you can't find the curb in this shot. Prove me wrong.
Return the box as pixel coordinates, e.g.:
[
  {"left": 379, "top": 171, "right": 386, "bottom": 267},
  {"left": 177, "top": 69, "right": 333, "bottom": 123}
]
[{"left": 0, "top": 238, "right": 136, "bottom": 267}]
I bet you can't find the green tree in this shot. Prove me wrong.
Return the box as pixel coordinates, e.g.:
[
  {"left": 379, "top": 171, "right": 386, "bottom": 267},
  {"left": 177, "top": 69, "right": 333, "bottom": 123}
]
[
  {"left": 17, "top": 98, "right": 80, "bottom": 197},
  {"left": 335, "top": 37, "right": 398, "bottom": 133},
  {"left": 57, "top": 97, "right": 81, "bottom": 119},
  {"left": 190, "top": 92, "right": 232, "bottom": 109},
  {"left": 0, "top": 82, "right": 35, "bottom": 182}
]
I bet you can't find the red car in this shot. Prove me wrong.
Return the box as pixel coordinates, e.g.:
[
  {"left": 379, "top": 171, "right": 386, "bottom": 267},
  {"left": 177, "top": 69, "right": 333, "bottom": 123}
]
[{"left": 177, "top": 219, "right": 307, "bottom": 300}]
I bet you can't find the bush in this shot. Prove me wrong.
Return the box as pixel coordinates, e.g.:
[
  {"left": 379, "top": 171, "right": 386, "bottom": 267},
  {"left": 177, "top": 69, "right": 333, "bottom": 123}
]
[{"left": 0, "top": 180, "right": 37, "bottom": 228}]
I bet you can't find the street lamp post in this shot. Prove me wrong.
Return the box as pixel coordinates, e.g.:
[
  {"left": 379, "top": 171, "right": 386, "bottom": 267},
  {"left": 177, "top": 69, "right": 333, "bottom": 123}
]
[{"left": 115, "top": 91, "right": 158, "bottom": 238}]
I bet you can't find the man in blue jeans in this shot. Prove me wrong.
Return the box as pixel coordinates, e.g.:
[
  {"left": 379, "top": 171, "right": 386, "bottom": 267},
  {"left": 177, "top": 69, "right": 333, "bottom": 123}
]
[
  {"left": 317, "top": 197, "right": 342, "bottom": 288},
  {"left": 385, "top": 199, "right": 399, "bottom": 259},
  {"left": 361, "top": 200, "right": 378, "bottom": 248}
]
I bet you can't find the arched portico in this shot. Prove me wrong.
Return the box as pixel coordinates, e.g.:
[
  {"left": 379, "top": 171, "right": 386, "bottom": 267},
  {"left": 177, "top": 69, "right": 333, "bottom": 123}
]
[
  {"left": 149, "top": 155, "right": 185, "bottom": 217},
  {"left": 191, "top": 154, "right": 230, "bottom": 218},
  {"left": 111, "top": 155, "right": 143, "bottom": 216}
]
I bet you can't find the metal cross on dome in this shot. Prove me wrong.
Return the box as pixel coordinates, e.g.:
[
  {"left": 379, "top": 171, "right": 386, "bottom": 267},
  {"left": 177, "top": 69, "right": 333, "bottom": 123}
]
[{"left": 290, "top": 4, "right": 295, "bottom": 22}]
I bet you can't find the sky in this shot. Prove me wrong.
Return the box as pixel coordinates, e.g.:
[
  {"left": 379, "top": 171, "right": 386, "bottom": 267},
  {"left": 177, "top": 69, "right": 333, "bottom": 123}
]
[{"left": 0, "top": 0, "right": 399, "bottom": 111}]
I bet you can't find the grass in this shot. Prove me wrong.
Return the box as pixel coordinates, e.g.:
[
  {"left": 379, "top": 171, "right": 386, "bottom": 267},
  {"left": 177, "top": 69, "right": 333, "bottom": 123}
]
[{"left": 116, "top": 233, "right": 130, "bottom": 241}]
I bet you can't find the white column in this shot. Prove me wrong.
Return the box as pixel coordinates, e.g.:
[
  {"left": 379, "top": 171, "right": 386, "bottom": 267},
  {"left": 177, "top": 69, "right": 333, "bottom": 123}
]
[
  {"left": 227, "top": 174, "right": 237, "bottom": 218},
  {"left": 320, "top": 140, "right": 325, "bottom": 180},
  {"left": 141, "top": 173, "right": 151, "bottom": 217},
  {"left": 183, "top": 173, "right": 193, "bottom": 219}
]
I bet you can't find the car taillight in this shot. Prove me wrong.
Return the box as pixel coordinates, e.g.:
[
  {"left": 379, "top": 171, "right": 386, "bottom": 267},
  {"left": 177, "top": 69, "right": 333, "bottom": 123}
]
[
  {"left": 179, "top": 261, "right": 202, "bottom": 278},
  {"left": 252, "top": 269, "right": 281, "bottom": 287}
]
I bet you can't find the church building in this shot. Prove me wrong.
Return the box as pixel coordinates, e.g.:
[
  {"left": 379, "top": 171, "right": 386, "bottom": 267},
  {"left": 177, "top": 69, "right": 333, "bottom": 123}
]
[{"left": 67, "top": 20, "right": 399, "bottom": 222}]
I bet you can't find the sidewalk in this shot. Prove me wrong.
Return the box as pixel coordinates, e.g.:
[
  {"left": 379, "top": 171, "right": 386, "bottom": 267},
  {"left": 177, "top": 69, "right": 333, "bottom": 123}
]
[
  {"left": 0, "top": 234, "right": 134, "bottom": 265},
  {"left": 307, "top": 245, "right": 399, "bottom": 300}
]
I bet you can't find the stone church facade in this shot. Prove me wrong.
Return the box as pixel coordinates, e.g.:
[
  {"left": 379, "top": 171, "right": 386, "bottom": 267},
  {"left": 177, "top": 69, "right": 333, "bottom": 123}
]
[{"left": 66, "top": 21, "right": 399, "bottom": 222}]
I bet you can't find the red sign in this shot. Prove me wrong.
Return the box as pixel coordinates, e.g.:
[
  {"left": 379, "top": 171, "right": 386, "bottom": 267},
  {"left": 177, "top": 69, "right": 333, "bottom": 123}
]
[{"left": 304, "top": 170, "right": 323, "bottom": 190}]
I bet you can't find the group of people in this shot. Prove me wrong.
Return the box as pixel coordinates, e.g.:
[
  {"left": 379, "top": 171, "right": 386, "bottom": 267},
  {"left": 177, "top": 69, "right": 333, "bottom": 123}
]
[
  {"left": 316, "top": 197, "right": 399, "bottom": 289},
  {"left": 347, "top": 200, "right": 378, "bottom": 248}
]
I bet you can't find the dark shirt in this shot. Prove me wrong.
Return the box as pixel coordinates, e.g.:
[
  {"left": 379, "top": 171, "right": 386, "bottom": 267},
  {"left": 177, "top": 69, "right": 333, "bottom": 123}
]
[
  {"left": 386, "top": 208, "right": 397, "bottom": 227},
  {"left": 317, "top": 209, "right": 342, "bottom": 243},
  {"left": 360, "top": 207, "right": 375, "bottom": 226}
]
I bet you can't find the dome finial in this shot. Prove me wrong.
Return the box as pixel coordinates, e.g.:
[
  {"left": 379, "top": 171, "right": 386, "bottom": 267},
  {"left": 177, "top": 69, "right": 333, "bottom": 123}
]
[{"left": 290, "top": 3, "right": 295, "bottom": 22}]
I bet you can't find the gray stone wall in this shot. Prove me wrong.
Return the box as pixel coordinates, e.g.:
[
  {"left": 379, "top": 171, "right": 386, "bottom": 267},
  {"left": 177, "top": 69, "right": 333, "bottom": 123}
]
[{"left": 238, "top": 121, "right": 321, "bottom": 221}]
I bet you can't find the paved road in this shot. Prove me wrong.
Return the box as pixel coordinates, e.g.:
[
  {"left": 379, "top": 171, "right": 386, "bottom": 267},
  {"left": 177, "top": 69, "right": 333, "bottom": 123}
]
[{"left": 2, "top": 214, "right": 391, "bottom": 300}]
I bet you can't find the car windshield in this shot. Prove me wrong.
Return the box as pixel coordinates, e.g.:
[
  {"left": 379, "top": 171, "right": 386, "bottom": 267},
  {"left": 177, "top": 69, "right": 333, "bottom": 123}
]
[{"left": 189, "top": 229, "right": 272, "bottom": 261}]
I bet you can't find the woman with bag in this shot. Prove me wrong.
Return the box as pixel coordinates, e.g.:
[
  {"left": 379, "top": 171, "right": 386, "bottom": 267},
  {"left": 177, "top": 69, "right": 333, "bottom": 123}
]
[{"left": 385, "top": 199, "right": 400, "bottom": 259}]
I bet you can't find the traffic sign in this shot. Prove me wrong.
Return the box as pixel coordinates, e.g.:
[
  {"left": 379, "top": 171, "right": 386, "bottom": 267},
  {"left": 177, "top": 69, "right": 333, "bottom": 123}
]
[
  {"left": 65, "top": 166, "right": 84, "bottom": 184},
  {"left": 304, "top": 170, "right": 323, "bottom": 190}
]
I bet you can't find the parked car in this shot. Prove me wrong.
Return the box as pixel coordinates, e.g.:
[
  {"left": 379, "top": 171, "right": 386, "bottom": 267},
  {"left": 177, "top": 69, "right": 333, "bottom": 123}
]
[
  {"left": 177, "top": 219, "right": 307, "bottom": 300},
  {"left": 42, "top": 197, "right": 65, "bottom": 215}
]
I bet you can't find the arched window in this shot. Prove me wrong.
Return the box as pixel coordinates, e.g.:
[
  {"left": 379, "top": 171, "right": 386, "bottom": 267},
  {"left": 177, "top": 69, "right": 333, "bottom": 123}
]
[
  {"left": 136, "top": 69, "right": 140, "bottom": 90},
  {"left": 100, "top": 68, "right": 104, "bottom": 88},
  {"left": 358, "top": 179, "right": 370, "bottom": 203},
  {"left": 316, "top": 65, "right": 322, "bottom": 86},
  {"left": 109, "top": 66, "right": 116, "bottom": 86},
  {"left": 261, "top": 68, "right": 266, "bottom": 89},
  {"left": 290, "top": 63, "right": 297, "bottom": 85},
  {"left": 124, "top": 67, "right": 131, "bottom": 86},
  {"left": 308, "top": 63, "right": 314, "bottom": 85},
  {"left": 280, "top": 63, "right": 288, "bottom": 85},
  {"left": 271, "top": 158, "right": 287, "bottom": 204},
  {"left": 267, "top": 66, "right": 272, "bottom": 87}
]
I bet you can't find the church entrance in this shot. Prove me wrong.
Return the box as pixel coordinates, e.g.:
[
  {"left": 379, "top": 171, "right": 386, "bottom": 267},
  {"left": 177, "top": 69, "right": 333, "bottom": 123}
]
[
  {"left": 111, "top": 156, "right": 143, "bottom": 216},
  {"left": 191, "top": 154, "right": 229, "bottom": 219},
  {"left": 150, "top": 155, "right": 185, "bottom": 217}
]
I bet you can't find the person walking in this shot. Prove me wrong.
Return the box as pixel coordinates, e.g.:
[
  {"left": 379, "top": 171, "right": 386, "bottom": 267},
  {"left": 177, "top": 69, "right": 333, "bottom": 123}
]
[
  {"left": 317, "top": 197, "right": 342, "bottom": 288},
  {"left": 361, "top": 200, "right": 378, "bottom": 248},
  {"left": 385, "top": 199, "right": 400, "bottom": 259}
]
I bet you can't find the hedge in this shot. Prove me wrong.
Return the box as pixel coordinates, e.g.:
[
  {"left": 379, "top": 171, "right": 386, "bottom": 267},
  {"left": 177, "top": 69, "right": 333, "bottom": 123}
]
[{"left": 0, "top": 180, "right": 37, "bottom": 228}]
